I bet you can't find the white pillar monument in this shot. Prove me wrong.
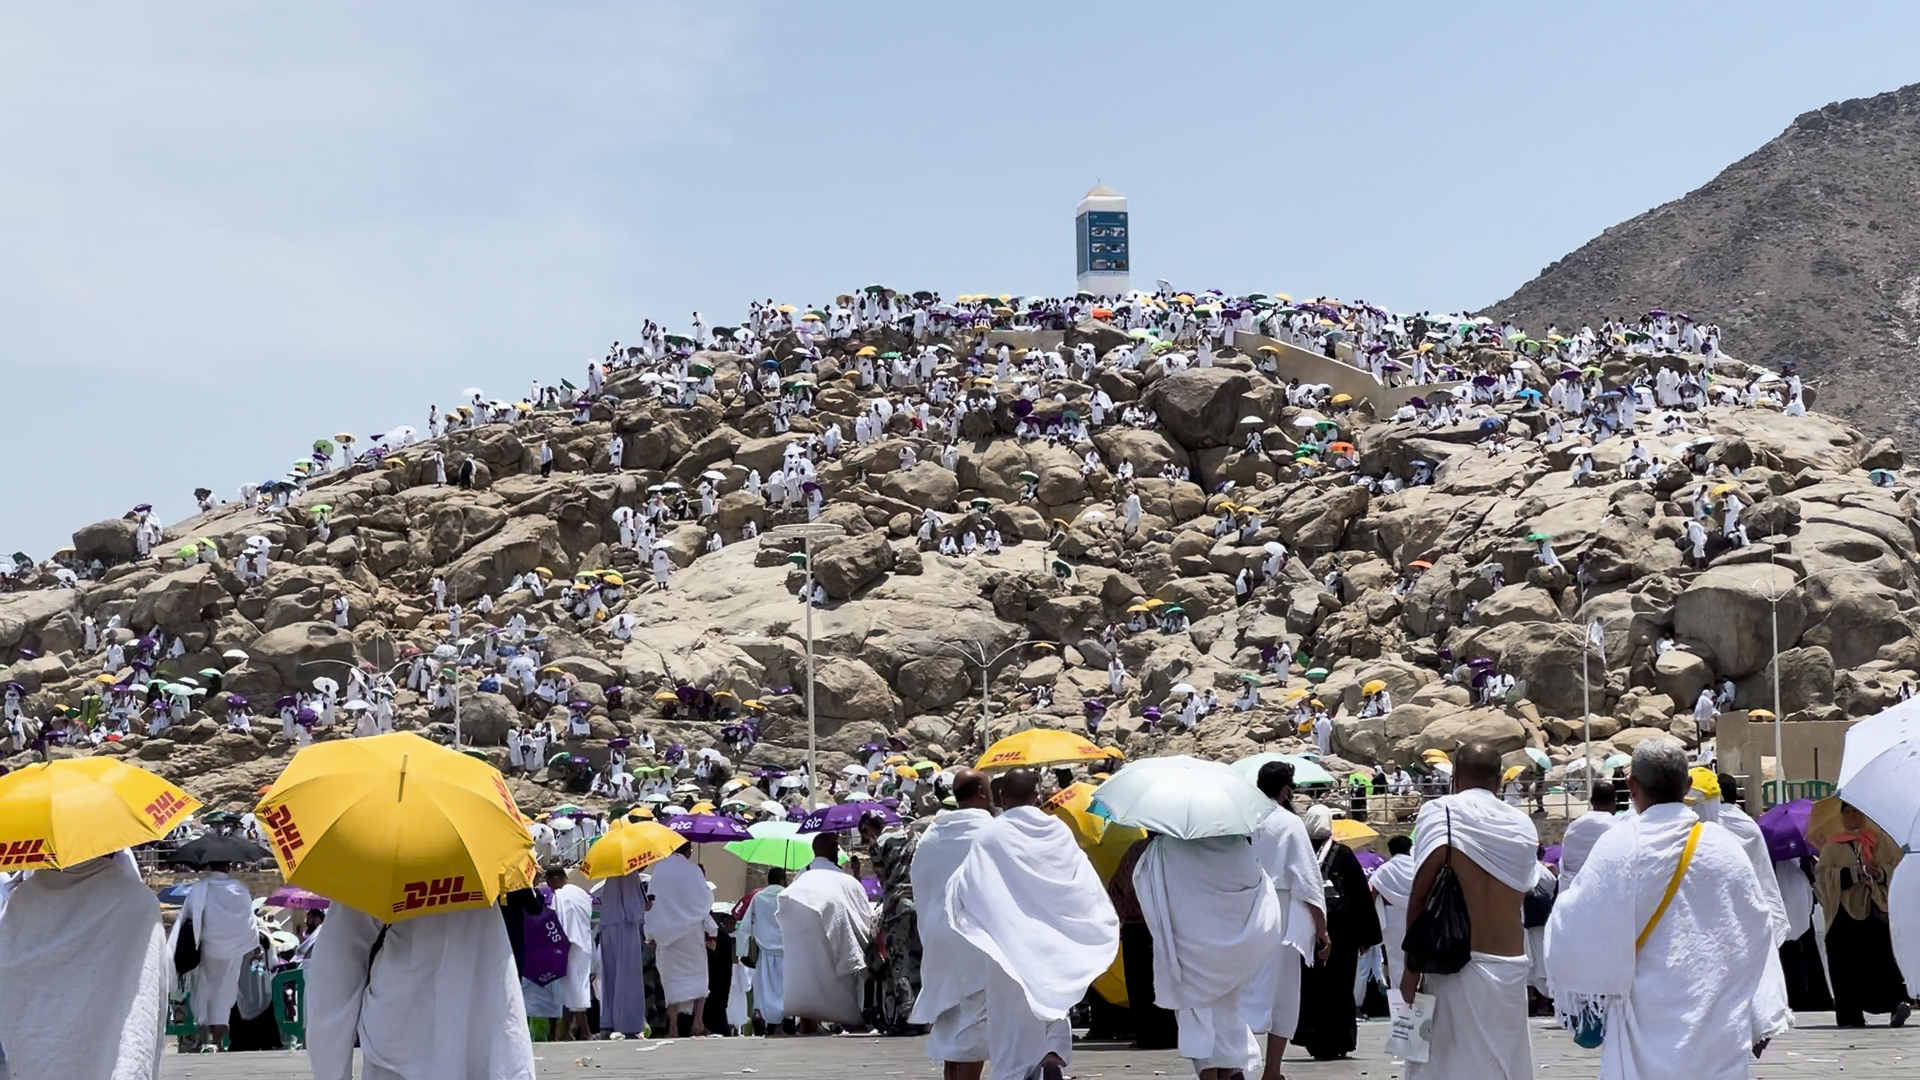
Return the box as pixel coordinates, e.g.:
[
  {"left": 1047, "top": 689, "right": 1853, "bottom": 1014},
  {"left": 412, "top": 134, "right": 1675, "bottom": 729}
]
[{"left": 1074, "top": 184, "right": 1130, "bottom": 297}]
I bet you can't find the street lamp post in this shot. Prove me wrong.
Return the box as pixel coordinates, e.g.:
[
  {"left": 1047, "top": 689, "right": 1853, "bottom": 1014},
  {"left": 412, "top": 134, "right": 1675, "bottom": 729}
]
[
  {"left": 911, "top": 638, "right": 1050, "bottom": 759},
  {"left": 769, "top": 522, "right": 845, "bottom": 809},
  {"left": 1759, "top": 559, "right": 1851, "bottom": 805}
]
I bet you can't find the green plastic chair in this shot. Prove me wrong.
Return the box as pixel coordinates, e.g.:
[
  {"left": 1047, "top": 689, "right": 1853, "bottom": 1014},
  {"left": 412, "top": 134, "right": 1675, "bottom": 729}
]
[
  {"left": 164, "top": 993, "right": 196, "bottom": 1038},
  {"left": 271, "top": 968, "right": 306, "bottom": 1048}
]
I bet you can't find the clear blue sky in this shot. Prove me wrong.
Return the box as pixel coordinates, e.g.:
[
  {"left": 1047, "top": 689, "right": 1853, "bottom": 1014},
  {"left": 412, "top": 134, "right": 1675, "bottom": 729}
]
[{"left": 4, "top": 1, "right": 1917, "bottom": 556}]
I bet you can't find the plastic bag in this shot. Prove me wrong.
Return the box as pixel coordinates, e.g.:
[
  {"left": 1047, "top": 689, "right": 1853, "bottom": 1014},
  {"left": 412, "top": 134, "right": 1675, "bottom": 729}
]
[
  {"left": 1384, "top": 991, "right": 1436, "bottom": 1063},
  {"left": 1402, "top": 806, "right": 1472, "bottom": 975}
]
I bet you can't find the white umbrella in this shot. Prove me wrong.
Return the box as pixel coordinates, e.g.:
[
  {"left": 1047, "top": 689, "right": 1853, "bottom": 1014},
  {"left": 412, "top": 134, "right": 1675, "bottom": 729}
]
[
  {"left": 749, "top": 820, "right": 799, "bottom": 840},
  {"left": 1291, "top": 416, "right": 1322, "bottom": 428},
  {"left": 461, "top": 387, "right": 483, "bottom": 398},
  {"left": 1091, "top": 755, "right": 1273, "bottom": 839},
  {"left": 342, "top": 700, "right": 371, "bottom": 711},
  {"left": 221, "top": 650, "right": 249, "bottom": 662},
  {"left": 697, "top": 749, "right": 731, "bottom": 765},
  {"left": 246, "top": 535, "right": 271, "bottom": 550},
  {"left": 1169, "top": 683, "right": 1197, "bottom": 696},
  {"left": 311, "top": 677, "right": 339, "bottom": 696},
  {"left": 642, "top": 792, "right": 670, "bottom": 804},
  {"left": 1263, "top": 542, "right": 1285, "bottom": 556},
  {"left": 1836, "top": 696, "right": 1920, "bottom": 847},
  {"left": 1229, "top": 752, "right": 1336, "bottom": 787},
  {"left": 840, "top": 764, "right": 868, "bottom": 778}
]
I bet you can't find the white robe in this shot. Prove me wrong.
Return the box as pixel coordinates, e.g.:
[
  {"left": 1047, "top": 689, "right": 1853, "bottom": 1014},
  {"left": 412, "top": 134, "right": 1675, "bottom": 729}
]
[
  {"left": 551, "top": 882, "right": 596, "bottom": 1011},
  {"left": 1135, "top": 836, "right": 1282, "bottom": 1075},
  {"left": 778, "top": 857, "right": 873, "bottom": 1026},
  {"left": 741, "top": 885, "right": 787, "bottom": 1023},
  {"left": 1546, "top": 802, "right": 1777, "bottom": 1080},
  {"left": 947, "top": 806, "right": 1120, "bottom": 1080},
  {"left": 1404, "top": 789, "right": 1539, "bottom": 1080},
  {"left": 306, "top": 904, "right": 534, "bottom": 1080},
  {"left": 170, "top": 871, "right": 257, "bottom": 1028},
  {"left": 1370, "top": 852, "right": 1418, "bottom": 998},
  {"left": 645, "top": 854, "right": 716, "bottom": 1007},
  {"left": 908, "top": 808, "right": 994, "bottom": 1062},
  {"left": 1559, "top": 809, "right": 1618, "bottom": 890},
  {"left": 0, "top": 855, "right": 166, "bottom": 1080},
  {"left": 1244, "top": 805, "right": 1327, "bottom": 1038}
]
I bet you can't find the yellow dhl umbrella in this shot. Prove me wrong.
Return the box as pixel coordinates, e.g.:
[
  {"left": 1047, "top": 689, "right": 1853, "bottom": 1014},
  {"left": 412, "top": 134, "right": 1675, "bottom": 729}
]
[
  {"left": 1331, "top": 818, "right": 1379, "bottom": 843},
  {"left": 1362, "top": 679, "right": 1387, "bottom": 696},
  {"left": 978, "top": 728, "right": 1109, "bottom": 771},
  {"left": 583, "top": 820, "right": 684, "bottom": 878},
  {"left": 253, "top": 732, "right": 536, "bottom": 921},
  {"left": 884, "top": 754, "right": 910, "bottom": 765},
  {"left": 653, "top": 691, "right": 680, "bottom": 704},
  {"left": 688, "top": 800, "right": 717, "bottom": 815},
  {"left": 1711, "top": 483, "right": 1739, "bottom": 496},
  {"left": 1422, "top": 748, "right": 1451, "bottom": 765},
  {"left": 0, "top": 758, "right": 200, "bottom": 870},
  {"left": 1284, "top": 687, "right": 1311, "bottom": 701},
  {"left": 94, "top": 672, "right": 121, "bottom": 685},
  {"left": 1330, "top": 394, "right": 1354, "bottom": 405},
  {"left": 776, "top": 303, "right": 797, "bottom": 314},
  {"left": 856, "top": 345, "right": 878, "bottom": 357},
  {"left": 534, "top": 567, "right": 554, "bottom": 578},
  {"left": 1502, "top": 765, "right": 1526, "bottom": 784},
  {"left": 1126, "top": 604, "right": 1152, "bottom": 614},
  {"left": 1142, "top": 598, "right": 1167, "bottom": 609},
  {"left": 894, "top": 766, "right": 918, "bottom": 778},
  {"left": 602, "top": 573, "right": 625, "bottom": 587}
]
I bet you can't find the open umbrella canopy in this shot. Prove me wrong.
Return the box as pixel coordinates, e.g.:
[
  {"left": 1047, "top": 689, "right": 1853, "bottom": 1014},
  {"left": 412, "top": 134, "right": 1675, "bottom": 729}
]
[
  {"left": 978, "top": 728, "right": 1110, "bottom": 771},
  {"left": 1523, "top": 747, "right": 1552, "bottom": 770},
  {"left": 666, "top": 813, "right": 751, "bottom": 843},
  {"left": 0, "top": 758, "right": 200, "bottom": 869},
  {"left": 1229, "top": 752, "right": 1336, "bottom": 787},
  {"left": 264, "top": 885, "right": 331, "bottom": 910},
  {"left": 797, "top": 800, "right": 898, "bottom": 835},
  {"left": 1755, "top": 799, "right": 1818, "bottom": 863},
  {"left": 1835, "top": 695, "right": 1920, "bottom": 847},
  {"left": 253, "top": 732, "right": 536, "bottom": 921},
  {"left": 1091, "top": 755, "right": 1273, "bottom": 839},
  {"left": 582, "top": 820, "right": 684, "bottom": 879},
  {"left": 169, "top": 833, "right": 272, "bottom": 869},
  {"left": 725, "top": 819, "right": 841, "bottom": 870}
]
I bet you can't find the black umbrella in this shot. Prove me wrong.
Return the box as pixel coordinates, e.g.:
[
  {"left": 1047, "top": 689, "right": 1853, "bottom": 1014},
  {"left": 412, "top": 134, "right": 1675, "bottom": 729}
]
[{"left": 168, "top": 834, "right": 271, "bottom": 869}]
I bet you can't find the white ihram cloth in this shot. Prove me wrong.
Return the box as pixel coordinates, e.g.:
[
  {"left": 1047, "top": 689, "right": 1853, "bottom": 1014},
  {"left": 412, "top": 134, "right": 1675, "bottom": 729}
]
[
  {"left": 1370, "top": 852, "right": 1418, "bottom": 992},
  {"left": 777, "top": 857, "right": 873, "bottom": 1026},
  {"left": 1559, "top": 809, "right": 1618, "bottom": 889},
  {"left": 307, "top": 903, "right": 534, "bottom": 1080},
  {"left": 551, "top": 882, "right": 597, "bottom": 1011},
  {"left": 0, "top": 855, "right": 166, "bottom": 1080},
  {"left": 908, "top": 807, "right": 994, "bottom": 1062},
  {"left": 1546, "top": 803, "right": 1777, "bottom": 1080},
  {"left": 164, "top": 870, "right": 257, "bottom": 1029},
  {"left": 1243, "top": 805, "right": 1326, "bottom": 1037},
  {"left": 1404, "top": 790, "right": 1539, "bottom": 1080},
  {"left": 646, "top": 855, "right": 717, "bottom": 1006},
  {"left": 740, "top": 884, "right": 787, "bottom": 1023},
  {"left": 948, "top": 806, "right": 1119, "bottom": 1080},
  {"left": 1134, "top": 835, "right": 1282, "bottom": 1074},
  {"left": 1693, "top": 799, "right": 1794, "bottom": 1039}
]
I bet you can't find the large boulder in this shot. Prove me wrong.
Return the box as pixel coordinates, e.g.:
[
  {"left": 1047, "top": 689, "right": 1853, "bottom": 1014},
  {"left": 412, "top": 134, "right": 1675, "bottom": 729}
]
[
  {"left": 1145, "top": 368, "right": 1253, "bottom": 449},
  {"left": 1653, "top": 648, "right": 1713, "bottom": 707},
  {"left": 1673, "top": 564, "right": 1804, "bottom": 678},
  {"left": 246, "top": 621, "right": 358, "bottom": 691},
  {"left": 457, "top": 692, "right": 518, "bottom": 746},
  {"left": 444, "top": 517, "right": 566, "bottom": 601},
  {"left": 72, "top": 518, "right": 139, "bottom": 563},
  {"left": 128, "top": 565, "right": 228, "bottom": 630},
  {"left": 897, "top": 656, "right": 972, "bottom": 712},
  {"left": 875, "top": 463, "right": 960, "bottom": 510},
  {"left": 1414, "top": 709, "right": 1528, "bottom": 755},
  {"left": 811, "top": 532, "right": 894, "bottom": 600},
  {"left": 812, "top": 659, "right": 899, "bottom": 729}
]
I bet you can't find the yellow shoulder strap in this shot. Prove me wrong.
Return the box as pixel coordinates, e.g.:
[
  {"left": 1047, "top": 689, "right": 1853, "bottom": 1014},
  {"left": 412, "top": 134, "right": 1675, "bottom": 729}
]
[{"left": 1637, "top": 822, "right": 1703, "bottom": 951}]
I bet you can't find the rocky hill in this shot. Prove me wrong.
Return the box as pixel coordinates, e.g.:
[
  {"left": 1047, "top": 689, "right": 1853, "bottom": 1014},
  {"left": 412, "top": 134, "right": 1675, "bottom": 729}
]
[
  {"left": 3, "top": 307, "right": 1916, "bottom": 817},
  {"left": 1484, "top": 81, "right": 1920, "bottom": 449}
]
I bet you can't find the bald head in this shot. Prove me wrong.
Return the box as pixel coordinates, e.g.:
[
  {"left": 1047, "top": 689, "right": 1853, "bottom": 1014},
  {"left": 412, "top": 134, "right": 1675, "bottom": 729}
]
[
  {"left": 1452, "top": 741, "right": 1502, "bottom": 792},
  {"left": 951, "top": 767, "right": 991, "bottom": 809},
  {"left": 995, "top": 768, "right": 1041, "bottom": 809}
]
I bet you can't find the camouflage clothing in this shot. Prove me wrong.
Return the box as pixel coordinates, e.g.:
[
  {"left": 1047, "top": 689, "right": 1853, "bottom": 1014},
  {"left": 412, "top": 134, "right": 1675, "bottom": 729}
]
[{"left": 866, "top": 822, "right": 925, "bottom": 1032}]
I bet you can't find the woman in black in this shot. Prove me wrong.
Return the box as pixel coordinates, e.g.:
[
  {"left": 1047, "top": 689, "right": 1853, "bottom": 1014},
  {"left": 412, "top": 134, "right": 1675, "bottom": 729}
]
[{"left": 1291, "top": 806, "right": 1382, "bottom": 1060}]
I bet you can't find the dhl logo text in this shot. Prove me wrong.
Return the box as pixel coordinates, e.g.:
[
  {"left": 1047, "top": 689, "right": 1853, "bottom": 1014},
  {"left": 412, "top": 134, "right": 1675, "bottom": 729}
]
[
  {"left": 145, "top": 790, "right": 190, "bottom": 828},
  {"left": 0, "top": 839, "right": 50, "bottom": 868},
  {"left": 392, "top": 876, "right": 484, "bottom": 913},
  {"left": 260, "top": 805, "right": 305, "bottom": 860}
]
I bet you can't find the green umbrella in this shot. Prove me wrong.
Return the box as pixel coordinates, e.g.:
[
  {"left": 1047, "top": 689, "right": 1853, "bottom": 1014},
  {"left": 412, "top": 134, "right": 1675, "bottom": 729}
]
[
  {"left": 176, "top": 543, "right": 198, "bottom": 559},
  {"left": 1018, "top": 471, "right": 1039, "bottom": 482},
  {"left": 1239, "top": 673, "right": 1262, "bottom": 685},
  {"left": 786, "top": 553, "right": 808, "bottom": 567},
  {"left": 1161, "top": 605, "right": 1186, "bottom": 617},
  {"left": 1303, "top": 667, "right": 1330, "bottom": 683},
  {"left": 724, "top": 835, "right": 818, "bottom": 871},
  {"left": 969, "top": 498, "right": 992, "bottom": 510},
  {"left": 312, "top": 438, "right": 335, "bottom": 454},
  {"left": 1526, "top": 531, "right": 1553, "bottom": 542},
  {"left": 197, "top": 669, "right": 221, "bottom": 680},
  {"left": 879, "top": 351, "right": 901, "bottom": 360}
]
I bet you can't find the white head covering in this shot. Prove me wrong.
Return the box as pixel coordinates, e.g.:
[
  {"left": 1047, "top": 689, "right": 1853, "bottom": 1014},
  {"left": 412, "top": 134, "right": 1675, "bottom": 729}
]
[{"left": 1301, "top": 805, "right": 1334, "bottom": 842}]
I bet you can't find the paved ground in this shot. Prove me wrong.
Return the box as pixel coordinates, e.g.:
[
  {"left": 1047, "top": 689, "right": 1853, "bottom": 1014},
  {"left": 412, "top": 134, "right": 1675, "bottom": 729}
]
[{"left": 159, "top": 1014, "right": 1917, "bottom": 1078}]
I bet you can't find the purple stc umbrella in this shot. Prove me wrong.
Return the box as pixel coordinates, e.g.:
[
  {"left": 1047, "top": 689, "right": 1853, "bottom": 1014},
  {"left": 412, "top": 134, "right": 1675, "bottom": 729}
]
[
  {"left": 1756, "top": 799, "right": 1818, "bottom": 863},
  {"left": 666, "top": 814, "right": 752, "bottom": 843},
  {"left": 861, "top": 875, "right": 883, "bottom": 901},
  {"left": 1541, "top": 844, "right": 1564, "bottom": 869},
  {"left": 797, "top": 801, "right": 899, "bottom": 835},
  {"left": 1356, "top": 850, "right": 1385, "bottom": 874}
]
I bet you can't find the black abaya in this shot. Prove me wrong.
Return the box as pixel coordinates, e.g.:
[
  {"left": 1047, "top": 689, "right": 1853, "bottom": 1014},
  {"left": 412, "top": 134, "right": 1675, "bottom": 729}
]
[
  {"left": 702, "top": 928, "right": 736, "bottom": 1035},
  {"left": 1292, "top": 842, "right": 1383, "bottom": 1061},
  {"left": 1779, "top": 929, "right": 1834, "bottom": 1012},
  {"left": 1120, "top": 922, "right": 1177, "bottom": 1049},
  {"left": 1828, "top": 911, "right": 1909, "bottom": 1024}
]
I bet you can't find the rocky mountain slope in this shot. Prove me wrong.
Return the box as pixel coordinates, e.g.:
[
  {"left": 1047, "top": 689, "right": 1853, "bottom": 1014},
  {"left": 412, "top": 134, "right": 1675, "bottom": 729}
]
[
  {"left": 1485, "top": 81, "right": 1920, "bottom": 449},
  {"left": 4, "top": 316, "right": 1917, "bottom": 815}
]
